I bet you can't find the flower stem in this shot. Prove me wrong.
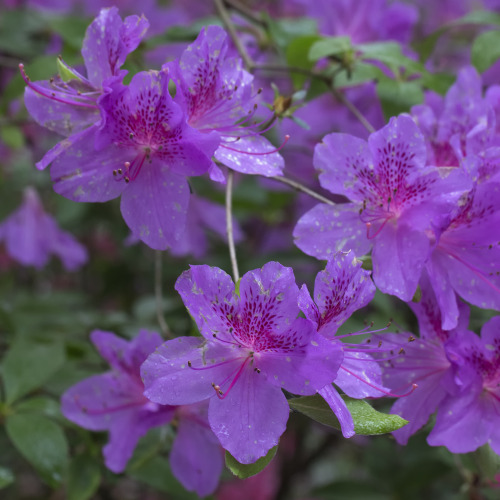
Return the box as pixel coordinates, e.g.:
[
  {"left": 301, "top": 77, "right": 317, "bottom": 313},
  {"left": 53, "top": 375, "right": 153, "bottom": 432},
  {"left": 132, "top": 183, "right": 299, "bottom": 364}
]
[
  {"left": 226, "top": 169, "right": 240, "bottom": 282},
  {"left": 269, "top": 175, "right": 336, "bottom": 206},
  {"left": 155, "top": 250, "right": 171, "bottom": 338}
]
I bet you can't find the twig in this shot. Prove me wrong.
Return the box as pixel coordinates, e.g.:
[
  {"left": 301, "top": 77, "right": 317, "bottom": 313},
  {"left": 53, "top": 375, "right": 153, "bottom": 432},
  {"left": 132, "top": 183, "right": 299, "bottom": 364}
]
[
  {"left": 225, "top": 170, "right": 240, "bottom": 283},
  {"left": 214, "top": 0, "right": 255, "bottom": 69},
  {"left": 330, "top": 86, "right": 376, "bottom": 134},
  {"left": 269, "top": 175, "right": 336, "bottom": 206},
  {"left": 154, "top": 250, "right": 171, "bottom": 338},
  {"left": 224, "top": 0, "right": 265, "bottom": 25}
]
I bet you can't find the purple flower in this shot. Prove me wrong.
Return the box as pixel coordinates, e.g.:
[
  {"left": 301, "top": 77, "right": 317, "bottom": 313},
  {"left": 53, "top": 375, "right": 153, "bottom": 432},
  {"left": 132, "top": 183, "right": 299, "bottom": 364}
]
[
  {"left": 61, "top": 329, "right": 224, "bottom": 495},
  {"left": 298, "top": 251, "right": 395, "bottom": 437},
  {"left": 165, "top": 25, "right": 284, "bottom": 180},
  {"left": 141, "top": 263, "right": 343, "bottom": 464},
  {"left": 427, "top": 316, "right": 500, "bottom": 454},
  {"left": 46, "top": 69, "right": 218, "bottom": 250},
  {"left": 378, "top": 272, "right": 469, "bottom": 445},
  {"left": 294, "top": 115, "right": 471, "bottom": 301},
  {"left": 425, "top": 180, "right": 500, "bottom": 330},
  {"left": 21, "top": 7, "right": 149, "bottom": 161},
  {"left": 0, "top": 187, "right": 87, "bottom": 270}
]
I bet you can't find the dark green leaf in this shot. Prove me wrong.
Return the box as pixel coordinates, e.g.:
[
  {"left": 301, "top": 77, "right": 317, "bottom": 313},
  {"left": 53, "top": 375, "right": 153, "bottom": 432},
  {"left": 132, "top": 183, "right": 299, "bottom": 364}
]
[
  {"left": 0, "top": 467, "right": 14, "bottom": 489},
  {"left": 289, "top": 394, "right": 408, "bottom": 435},
  {"left": 2, "top": 339, "right": 65, "bottom": 404},
  {"left": 471, "top": 30, "right": 500, "bottom": 73},
  {"left": 225, "top": 446, "right": 277, "bottom": 479},
  {"left": 286, "top": 35, "right": 322, "bottom": 88},
  {"left": 127, "top": 456, "right": 198, "bottom": 499},
  {"left": 67, "top": 454, "right": 101, "bottom": 500},
  {"left": 15, "top": 396, "right": 62, "bottom": 420},
  {"left": 376, "top": 78, "right": 423, "bottom": 119},
  {"left": 313, "top": 480, "right": 388, "bottom": 500},
  {"left": 46, "top": 16, "right": 90, "bottom": 50},
  {"left": 471, "top": 444, "right": 500, "bottom": 480},
  {"left": 308, "top": 36, "right": 352, "bottom": 61},
  {"left": 6, "top": 414, "right": 68, "bottom": 487}
]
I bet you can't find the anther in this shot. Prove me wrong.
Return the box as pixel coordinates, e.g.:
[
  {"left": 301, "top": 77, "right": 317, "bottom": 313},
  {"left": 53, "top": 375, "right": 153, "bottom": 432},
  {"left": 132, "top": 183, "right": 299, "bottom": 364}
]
[
  {"left": 117, "top": 168, "right": 123, "bottom": 175},
  {"left": 408, "top": 335, "right": 415, "bottom": 342},
  {"left": 112, "top": 170, "right": 117, "bottom": 176},
  {"left": 49, "top": 77, "right": 54, "bottom": 83},
  {"left": 188, "top": 361, "right": 192, "bottom": 367},
  {"left": 124, "top": 176, "right": 130, "bottom": 183},
  {"left": 254, "top": 368, "right": 261, "bottom": 373},
  {"left": 129, "top": 133, "right": 134, "bottom": 139},
  {"left": 398, "top": 348, "right": 406, "bottom": 355},
  {"left": 257, "top": 88, "right": 262, "bottom": 94},
  {"left": 378, "top": 340, "right": 383, "bottom": 348}
]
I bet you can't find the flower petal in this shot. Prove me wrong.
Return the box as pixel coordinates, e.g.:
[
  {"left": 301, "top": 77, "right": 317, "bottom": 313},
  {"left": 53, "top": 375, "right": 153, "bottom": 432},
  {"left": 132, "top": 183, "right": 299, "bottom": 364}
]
[{"left": 318, "top": 384, "right": 355, "bottom": 438}]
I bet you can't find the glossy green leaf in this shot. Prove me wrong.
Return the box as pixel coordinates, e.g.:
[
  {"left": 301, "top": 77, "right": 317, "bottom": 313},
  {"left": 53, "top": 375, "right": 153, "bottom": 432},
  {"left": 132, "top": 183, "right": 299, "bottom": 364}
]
[
  {"left": 471, "top": 30, "right": 500, "bottom": 73},
  {"left": 2, "top": 339, "right": 65, "bottom": 404},
  {"left": 376, "top": 78, "right": 423, "bottom": 119},
  {"left": 67, "top": 454, "right": 101, "bottom": 500},
  {"left": 6, "top": 414, "right": 68, "bottom": 488},
  {"left": 0, "top": 467, "right": 14, "bottom": 489},
  {"left": 286, "top": 35, "right": 322, "bottom": 88},
  {"left": 309, "top": 36, "right": 352, "bottom": 61},
  {"left": 225, "top": 446, "right": 277, "bottom": 479},
  {"left": 289, "top": 394, "right": 408, "bottom": 435}
]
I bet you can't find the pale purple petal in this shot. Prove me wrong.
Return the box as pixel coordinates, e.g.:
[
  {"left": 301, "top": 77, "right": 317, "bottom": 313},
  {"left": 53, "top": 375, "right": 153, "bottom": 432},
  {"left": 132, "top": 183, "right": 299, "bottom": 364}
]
[
  {"left": 142, "top": 337, "right": 241, "bottom": 406},
  {"left": 318, "top": 384, "right": 355, "bottom": 438},
  {"left": 256, "top": 319, "right": 343, "bottom": 395},
  {"left": 214, "top": 135, "right": 284, "bottom": 177},
  {"left": 314, "top": 133, "right": 373, "bottom": 202},
  {"left": 208, "top": 365, "right": 289, "bottom": 464},
  {"left": 293, "top": 203, "right": 371, "bottom": 260},
  {"left": 170, "top": 411, "right": 223, "bottom": 497},
  {"left": 174, "top": 265, "right": 238, "bottom": 341},
  {"left": 50, "top": 128, "right": 125, "bottom": 202},
  {"left": 372, "top": 222, "right": 431, "bottom": 301},
  {"left": 120, "top": 163, "right": 189, "bottom": 250},
  {"left": 82, "top": 7, "right": 149, "bottom": 87},
  {"left": 48, "top": 220, "right": 88, "bottom": 270}
]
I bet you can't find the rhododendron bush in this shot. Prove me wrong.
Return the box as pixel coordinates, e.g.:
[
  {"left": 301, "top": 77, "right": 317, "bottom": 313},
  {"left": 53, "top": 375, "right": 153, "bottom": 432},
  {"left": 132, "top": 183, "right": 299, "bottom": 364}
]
[{"left": 1, "top": 1, "right": 500, "bottom": 499}]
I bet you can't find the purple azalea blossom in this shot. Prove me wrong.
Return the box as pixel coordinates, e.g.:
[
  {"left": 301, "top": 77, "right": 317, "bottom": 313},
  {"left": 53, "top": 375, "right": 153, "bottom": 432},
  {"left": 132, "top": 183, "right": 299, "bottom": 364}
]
[
  {"left": 0, "top": 187, "right": 87, "bottom": 270},
  {"left": 298, "top": 251, "right": 394, "bottom": 437},
  {"left": 141, "top": 262, "right": 343, "bottom": 464},
  {"left": 22, "top": 7, "right": 149, "bottom": 167},
  {"left": 61, "top": 329, "right": 223, "bottom": 495},
  {"left": 427, "top": 316, "right": 500, "bottom": 454},
  {"left": 165, "top": 25, "right": 284, "bottom": 181},
  {"left": 46, "top": 69, "right": 219, "bottom": 250},
  {"left": 411, "top": 66, "right": 500, "bottom": 182},
  {"left": 294, "top": 115, "right": 471, "bottom": 301},
  {"left": 425, "top": 180, "right": 500, "bottom": 330},
  {"left": 378, "top": 273, "right": 468, "bottom": 445}
]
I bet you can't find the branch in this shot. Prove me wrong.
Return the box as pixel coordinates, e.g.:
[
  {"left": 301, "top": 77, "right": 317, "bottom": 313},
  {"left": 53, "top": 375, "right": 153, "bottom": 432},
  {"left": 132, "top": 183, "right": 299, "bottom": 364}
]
[
  {"left": 214, "top": 0, "right": 255, "bottom": 69},
  {"left": 223, "top": 0, "right": 265, "bottom": 25},
  {"left": 226, "top": 170, "right": 240, "bottom": 282},
  {"left": 154, "top": 250, "right": 171, "bottom": 338},
  {"left": 269, "top": 175, "right": 336, "bottom": 206}
]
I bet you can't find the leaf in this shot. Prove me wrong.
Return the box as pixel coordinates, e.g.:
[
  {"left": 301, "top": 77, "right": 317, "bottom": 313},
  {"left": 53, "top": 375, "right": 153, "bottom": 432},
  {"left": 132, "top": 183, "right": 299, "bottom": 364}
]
[
  {"left": 313, "top": 480, "right": 388, "bottom": 500},
  {"left": 57, "top": 57, "right": 82, "bottom": 82},
  {"left": 6, "top": 414, "right": 68, "bottom": 488},
  {"left": 289, "top": 394, "right": 408, "bottom": 435},
  {"left": 308, "top": 36, "right": 352, "bottom": 61},
  {"left": 0, "top": 467, "right": 14, "bottom": 489},
  {"left": 15, "top": 396, "right": 63, "bottom": 421},
  {"left": 471, "top": 30, "right": 500, "bottom": 73},
  {"left": 264, "top": 14, "right": 317, "bottom": 50},
  {"left": 286, "top": 35, "right": 322, "bottom": 88},
  {"left": 471, "top": 444, "right": 500, "bottom": 480},
  {"left": 0, "top": 126, "right": 24, "bottom": 149},
  {"left": 67, "top": 454, "right": 101, "bottom": 500},
  {"left": 127, "top": 456, "right": 198, "bottom": 500},
  {"left": 357, "top": 42, "right": 423, "bottom": 74},
  {"left": 225, "top": 446, "right": 277, "bottom": 479},
  {"left": 376, "top": 78, "right": 423, "bottom": 120},
  {"left": 2, "top": 339, "right": 65, "bottom": 404},
  {"left": 46, "top": 16, "right": 89, "bottom": 50}
]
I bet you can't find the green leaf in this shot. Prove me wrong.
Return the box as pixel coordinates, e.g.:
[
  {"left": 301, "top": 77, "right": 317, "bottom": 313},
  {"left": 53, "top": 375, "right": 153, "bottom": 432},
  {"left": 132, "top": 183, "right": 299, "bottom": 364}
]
[
  {"left": 46, "top": 16, "right": 90, "bottom": 50},
  {"left": 15, "top": 396, "right": 62, "bottom": 420},
  {"left": 57, "top": 57, "right": 83, "bottom": 82},
  {"left": 286, "top": 35, "right": 322, "bottom": 88},
  {"left": 127, "top": 456, "right": 198, "bottom": 499},
  {"left": 0, "top": 125, "right": 24, "bottom": 149},
  {"left": 67, "top": 454, "right": 101, "bottom": 500},
  {"left": 289, "top": 394, "right": 408, "bottom": 435},
  {"left": 264, "top": 13, "right": 317, "bottom": 50},
  {"left": 471, "top": 444, "right": 500, "bottom": 480},
  {"left": 6, "top": 413, "right": 68, "bottom": 487},
  {"left": 308, "top": 36, "right": 352, "bottom": 61},
  {"left": 358, "top": 41, "right": 423, "bottom": 74},
  {"left": 2, "top": 339, "right": 65, "bottom": 404},
  {"left": 0, "top": 467, "right": 14, "bottom": 489},
  {"left": 376, "top": 78, "right": 423, "bottom": 120},
  {"left": 313, "top": 480, "right": 388, "bottom": 500},
  {"left": 471, "top": 30, "right": 500, "bottom": 73},
  {"left": 225, "top": 446, "right": 277, "bottom": 479}
]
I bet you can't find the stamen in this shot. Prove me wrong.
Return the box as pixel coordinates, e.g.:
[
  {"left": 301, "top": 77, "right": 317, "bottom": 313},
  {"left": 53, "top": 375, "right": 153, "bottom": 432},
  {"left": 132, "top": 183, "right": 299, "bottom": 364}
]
[
  {"left": 187, "top": 356, "right": 246, "bottom": 371},
  {"left": 214, "top": 357, "right": 250, "bottom": 400}
]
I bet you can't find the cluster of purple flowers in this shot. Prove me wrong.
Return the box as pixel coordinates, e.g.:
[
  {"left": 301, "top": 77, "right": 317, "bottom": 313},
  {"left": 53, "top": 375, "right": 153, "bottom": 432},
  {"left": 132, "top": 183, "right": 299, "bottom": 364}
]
[{"left": 14, "top": 1, "right": 500, "bottom": 497}]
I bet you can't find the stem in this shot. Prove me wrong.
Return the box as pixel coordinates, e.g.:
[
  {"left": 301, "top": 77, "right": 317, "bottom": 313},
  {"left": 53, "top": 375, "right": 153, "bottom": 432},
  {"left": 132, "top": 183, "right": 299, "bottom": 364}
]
[
  {"left": 226, "top": 170, "right": 240, "bottom": 282},
  {"left": 214, "top": 0, "right": 255, "bottom": 69},
  {"left": 223, "top": 0, "right": 265, "bottom": 25},
  {"left": 154, "top": 250, "right": 171, "bottom": 338},
  {"left": 269, "top": 175, "right": 336, "bottom": 206},
  {"left": 329, "top": 86, "right": 376, "bottom": 134}
]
